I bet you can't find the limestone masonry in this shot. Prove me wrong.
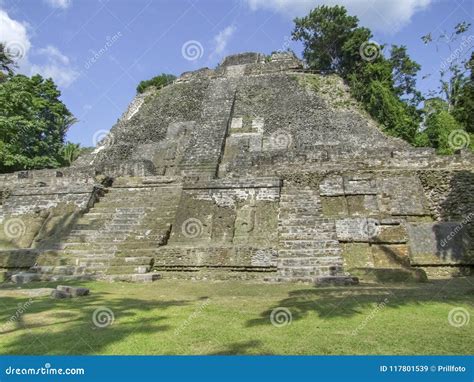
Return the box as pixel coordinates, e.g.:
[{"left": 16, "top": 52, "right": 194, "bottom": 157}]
[{"left": 1, "top": 52, "right": 473, "bottom": 284}]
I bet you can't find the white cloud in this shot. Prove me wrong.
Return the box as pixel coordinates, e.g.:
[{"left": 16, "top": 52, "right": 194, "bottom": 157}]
[
  {"left": 30, "top": 45, "right": 79, "bottom": 87},
  {"left": 245, "top": 0, "right": 433, "bottom": 33},
  {"left": 44, "top": 0, "right": 72, "bottom": 9},
  {"left": 209, "top": 25, "right": 236, "bottom": 61},
  {"left": 214, "top": 25, "right": 236, "bottom": 55},
  {"left": 0, "top": 9, "right": 78, "bottom": 87},
  {"left": 37, "top": 45, "right": 70, "bottom": 65},
  {"left": 0, "top": 9, "right": 31, "bottom": 65}
]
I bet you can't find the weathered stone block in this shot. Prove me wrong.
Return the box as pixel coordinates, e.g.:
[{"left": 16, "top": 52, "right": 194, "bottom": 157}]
[
  {"left": 407, "top": 222, "right": 472, "bottom": 265},
  {"left": 344, "top": 177, "right": 377, "bottom": 195},
  {"left": 321, "top": 196, "right": 348, "bottom": 217},
  {"left": 319, "top": 176, "right": 344, "bottom": 196},
  {"left": 379, "top": 176, "right": 427, "bottom": 216},
  {"left": 56, "top": 285, "right": 90, "bottom": 297},
  {"left": 371, "top": 244, "right": 410, "bottom": 268},
  {"left": 336, "top": 218, "right": 378, "bottom": 242},
  {"left": 373, "top": 225, "right": 407, "bottom": 243},
  {"left": 0, "top": 250, "right": 38, "bottom": 268},
  {"left": 51, "top": 289, "right": 71, "bottom": 299},
  {"left": 11, "top": 272, "right": 41, "bottom": 284},
  {"left": 341, "top": 243, "right": 373, "bottom": 268}
]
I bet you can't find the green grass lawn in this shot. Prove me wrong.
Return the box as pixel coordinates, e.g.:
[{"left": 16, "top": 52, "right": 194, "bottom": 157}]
[{"left": 0, "top": 277, "right": 473, "bottom": 355}]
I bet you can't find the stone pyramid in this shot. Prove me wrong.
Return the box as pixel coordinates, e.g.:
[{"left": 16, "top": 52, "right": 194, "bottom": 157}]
[{"left": 1, "top": 52, "right": 472, "bottom": 284}]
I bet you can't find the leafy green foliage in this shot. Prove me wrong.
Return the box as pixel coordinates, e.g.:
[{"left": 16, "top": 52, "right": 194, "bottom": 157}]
[
  {"left": 59, "top": 142, "right": 82, "bottom": 166},
  {"left": 453, "top": 52, "right": 474, "bottom": 133},
  {"left": 292, "top": 5, "right": 422, "bottom": 143},
  {"left": 420, "top": 98, "right": 469, "bottom": 154},
  {"left": 292, "top": 5, "right": 371, "bottom": 75},
  {"left": 0, "top": 43, "right": 16, "bottom": 77},
  {"left": 136, "top": 73, "right": 176, "bottom": 94},
  {"left": 0, "top": 74, "right": 77, "bottom": 172}
]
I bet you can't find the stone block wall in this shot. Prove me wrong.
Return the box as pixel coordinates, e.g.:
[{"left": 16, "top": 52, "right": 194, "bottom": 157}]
[{"left": 2, "top": 52, "right": 472, "bottom": 283}]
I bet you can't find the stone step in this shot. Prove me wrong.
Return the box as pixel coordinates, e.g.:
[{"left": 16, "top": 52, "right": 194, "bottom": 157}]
[
  {"left": 278, "top": 211, "right": 320, "bottom": 222},
  {"left": 11, "top": 272, "right": 94, "bottom": 284},
  {"left": 279, "top": 232, "right": 337, "bottom": 240},
  {"left": 85, "top": 212, "right": 146, "bottom": 218},
  {"left": 100, "top": 273, "right": 161, "bottom": 283},
  {"left": 278, "top": 249, "right": 342, "bottom": 257},
  {"left": 38, "top": 249, "right": 116, "bottom": 256},
  {"left": 280, "top": 239, "right": 340, "bottom": 248},
  {"left": 278, "top": 267, "right": 325, "bottom": 277},
  {"left": 278, "top": 257, "right": 343, "bottom": 267},
  {"left": 36, "top": 256, "right": 153, "bottom": 267},
  {"left": 30, "top": 264, "right": 152, "bottom": 275},
  {"left": 314, "top": 275, "right": 359, "bottom": 286},
  {"left": 279, "top": 208, "right": 321, "bottom": 214},
  {"left": 30, "top": 265, "right": 105, "bottom": 275},
  {"left": 264, "top": 275, "right": 315, "bottom": 283}
]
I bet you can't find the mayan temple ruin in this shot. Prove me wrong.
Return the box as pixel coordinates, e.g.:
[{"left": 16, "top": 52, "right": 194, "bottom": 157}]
[{"left": 1, "top": 52, "right": 473, "bottom": 284}]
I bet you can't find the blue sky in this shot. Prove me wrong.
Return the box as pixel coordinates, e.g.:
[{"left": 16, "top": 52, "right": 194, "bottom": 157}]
[{"left": 1, "top": 0, "right": 473, "bottom": 146}]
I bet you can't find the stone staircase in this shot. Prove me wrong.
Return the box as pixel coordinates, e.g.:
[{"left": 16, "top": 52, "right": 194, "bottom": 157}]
[
  {"left": 275, "top": 186, "right": 355, "bottom": 284},
  {"left": 179, "top": 78, "right": 237, "bottom": 178},
  {"left": 11, "top": 182, "right": 181, "bottom": 283}
]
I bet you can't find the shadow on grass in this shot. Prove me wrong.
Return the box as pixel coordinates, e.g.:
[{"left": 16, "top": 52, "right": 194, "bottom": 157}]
[
  {"left": 246, "top": 278, "right": 474, "bottom": 327},
  {"left": 0, "top": 288, "right": 192, "bottom": 355},
  {"left": 210, "top": 340, "right": 270, "bottom": 355}
]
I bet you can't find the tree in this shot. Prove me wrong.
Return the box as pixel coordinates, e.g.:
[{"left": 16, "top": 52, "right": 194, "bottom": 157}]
[
  {"left": 292, "top": 5, "right": 371, "bottom": 75},
  {"left": 136, "top": 73, "right": 176, "bottom": 94},
  {"left": 389, "top": 45, "right": 422, "bottom": 106},
  {"left": 0, "top": 74, "right": 77, "bottom": 172},
  {"left": 59, "top": 142, "right": 82, "bottom": 166},
  {"left": 420, "top": 98, "right": 471, "bottom": 154},
  {"left": 0, "top": 42, "right": 16, "bottom": 76},
  {"left": 422, "top": 22, "right": 472, "bottom": 112},
  {"left": 453, "top": 52, "right": 474, "bottom": 133},
  {"left": 292, "top": 5, "right": 422, "bottom": 143}
]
